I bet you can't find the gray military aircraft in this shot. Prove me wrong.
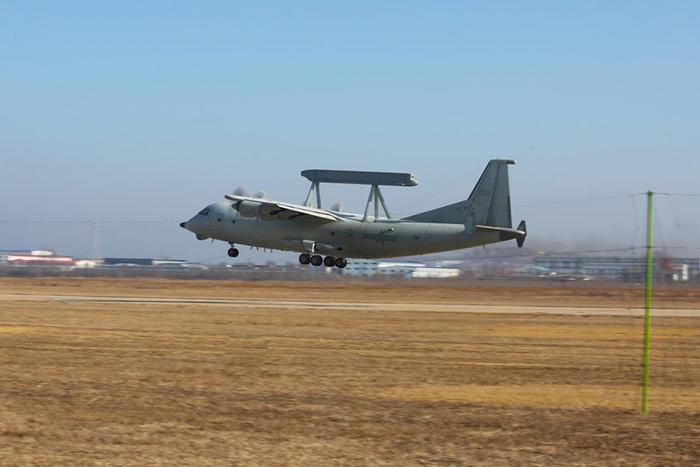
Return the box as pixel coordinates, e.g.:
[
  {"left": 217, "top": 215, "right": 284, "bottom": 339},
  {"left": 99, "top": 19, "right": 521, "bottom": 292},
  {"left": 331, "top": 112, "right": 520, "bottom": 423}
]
[{"left": 180, "top": 159, "right": 526, "bottom": 268}]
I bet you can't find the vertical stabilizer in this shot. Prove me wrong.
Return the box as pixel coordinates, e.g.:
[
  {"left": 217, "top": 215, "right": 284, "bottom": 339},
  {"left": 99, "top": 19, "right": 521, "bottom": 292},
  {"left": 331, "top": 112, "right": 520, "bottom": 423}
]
[
  {"left": 466, "top": 159, "right": 513, "bottom": 229},
  {"left": 404, "top": 159, "right": 515, "bottom": 229}
]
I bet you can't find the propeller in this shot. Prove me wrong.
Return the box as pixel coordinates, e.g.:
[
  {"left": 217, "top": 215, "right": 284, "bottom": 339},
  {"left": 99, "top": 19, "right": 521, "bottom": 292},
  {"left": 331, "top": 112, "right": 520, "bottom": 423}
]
[
  {"left": 253, "top": 191, "right": 267, "bottom": 199},
  {"left": 233, "top": 186, "right": 250, "bottom": 197},
  {"left": 331, "top": 202, "right": 343, "bottom": 212}
]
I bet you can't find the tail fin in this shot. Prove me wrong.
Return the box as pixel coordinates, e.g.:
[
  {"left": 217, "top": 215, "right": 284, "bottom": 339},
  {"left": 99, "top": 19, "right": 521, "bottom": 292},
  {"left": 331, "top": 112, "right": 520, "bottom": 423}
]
[{"left": 404, "top": 159, "right": 515, "bottom": 228}]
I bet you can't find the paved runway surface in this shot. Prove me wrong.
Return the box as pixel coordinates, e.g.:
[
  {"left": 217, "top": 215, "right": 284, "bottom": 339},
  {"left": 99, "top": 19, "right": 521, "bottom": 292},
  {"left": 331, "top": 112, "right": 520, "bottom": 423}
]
[{"left": 2, "top": 292, "right": 699, "bottom": 317}]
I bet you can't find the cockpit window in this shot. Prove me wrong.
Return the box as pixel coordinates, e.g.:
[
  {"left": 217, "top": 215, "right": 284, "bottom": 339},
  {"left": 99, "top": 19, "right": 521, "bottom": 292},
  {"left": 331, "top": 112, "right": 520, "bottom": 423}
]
[{"left": 199, "top": 208, "right": 210, "bottom": 216}]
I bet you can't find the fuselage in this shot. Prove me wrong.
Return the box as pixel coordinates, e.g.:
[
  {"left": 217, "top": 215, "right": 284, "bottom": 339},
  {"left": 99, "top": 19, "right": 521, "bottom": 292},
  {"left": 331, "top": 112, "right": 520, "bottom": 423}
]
[{"left": 182, "top": 202, "right": 505, "bottom": 259}]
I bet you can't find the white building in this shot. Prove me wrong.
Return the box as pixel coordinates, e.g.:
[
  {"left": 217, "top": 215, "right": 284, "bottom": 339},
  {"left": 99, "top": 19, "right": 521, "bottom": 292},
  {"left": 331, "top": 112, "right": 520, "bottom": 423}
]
[
  {"left": 1, "top": 250, "right": 75, "bottom": 267},
  {"left": 410, "top": 267, "right": 460, "bottom": 279},
  {"left": 343, "top": 260, "right": 460, "bottom": 279}
]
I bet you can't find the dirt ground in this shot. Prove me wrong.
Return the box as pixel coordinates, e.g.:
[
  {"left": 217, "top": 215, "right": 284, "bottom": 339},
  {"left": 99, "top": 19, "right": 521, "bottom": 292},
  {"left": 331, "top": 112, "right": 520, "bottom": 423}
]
[{"left": 1, "top": 278, "right": 699, "bottom": 465}]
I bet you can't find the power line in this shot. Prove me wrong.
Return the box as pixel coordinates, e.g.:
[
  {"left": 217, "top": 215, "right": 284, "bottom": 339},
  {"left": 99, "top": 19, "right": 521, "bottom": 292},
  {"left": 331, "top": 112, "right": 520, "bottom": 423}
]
[
  {"left": 457, "top": 246, "right": 646, "bottom": 262},
  {"left": 0, "top": 219, "right": 179, "bottom": 224},
  {"left": 2, "top": 191, "right": 697, "bottom": 224},
  {"left": 660, "top": 192, "right": 700, "bottom": 197},
  {"left": 462, "top": 244, "right": 700, "bottom": 262},
  {"left": 513, "top": 193, "right": 642, "bottom": 208}
]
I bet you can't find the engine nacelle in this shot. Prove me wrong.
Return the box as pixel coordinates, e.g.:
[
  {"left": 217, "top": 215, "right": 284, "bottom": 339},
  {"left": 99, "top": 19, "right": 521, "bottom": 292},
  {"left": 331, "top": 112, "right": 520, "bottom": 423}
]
[{"left": 235, "top": 200, "right": 262, "bottom": 218}]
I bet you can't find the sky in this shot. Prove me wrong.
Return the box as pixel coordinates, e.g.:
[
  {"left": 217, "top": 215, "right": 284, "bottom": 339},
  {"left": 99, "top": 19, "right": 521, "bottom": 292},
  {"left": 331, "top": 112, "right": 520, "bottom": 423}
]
[{"left": 1, "top": 1, "right": 699, "bottom": 262}]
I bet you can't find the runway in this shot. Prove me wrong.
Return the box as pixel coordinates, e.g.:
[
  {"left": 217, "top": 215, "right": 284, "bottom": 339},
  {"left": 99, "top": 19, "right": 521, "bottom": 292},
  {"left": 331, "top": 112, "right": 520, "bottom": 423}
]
[{"left": 2, "top": 292, "right": 699, "bottom": 317}]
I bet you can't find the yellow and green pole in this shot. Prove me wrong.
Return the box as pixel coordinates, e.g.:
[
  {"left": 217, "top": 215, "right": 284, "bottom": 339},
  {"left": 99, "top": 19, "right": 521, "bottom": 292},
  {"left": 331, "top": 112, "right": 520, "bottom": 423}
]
[{"left": 641, "top": 191, "right": 654, "bottom": 414}]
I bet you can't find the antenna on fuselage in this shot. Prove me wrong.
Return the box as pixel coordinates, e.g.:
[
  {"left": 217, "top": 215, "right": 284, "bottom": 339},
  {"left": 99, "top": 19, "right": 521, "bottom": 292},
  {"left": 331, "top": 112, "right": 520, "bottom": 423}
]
[
  {"left": 303, "top": 182, "right": 322, "bottom": 209},
  {"left": 361, "top": 184, "right": 392, "bottom": 222}
]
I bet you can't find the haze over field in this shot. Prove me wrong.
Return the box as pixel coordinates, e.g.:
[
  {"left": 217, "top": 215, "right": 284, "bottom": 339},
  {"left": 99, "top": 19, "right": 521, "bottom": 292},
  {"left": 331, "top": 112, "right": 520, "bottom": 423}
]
[{"left": 1, "top": 2, "right": 699, "bottom": 261}]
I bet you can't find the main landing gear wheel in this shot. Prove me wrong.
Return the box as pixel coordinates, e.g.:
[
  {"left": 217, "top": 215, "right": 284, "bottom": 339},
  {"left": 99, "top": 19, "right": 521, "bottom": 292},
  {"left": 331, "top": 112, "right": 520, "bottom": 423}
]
[
  {"left": 227, "top": 247, "right": 239, "bottom": 258},
  {"left": 335, "top": 257, "right": 347, "bottom": 268},
  {"left": 323, "top": 256, "right": 335, "bottom": 267},
  {"left": 310, "top": 255, "right": 323, "bottom": 267},
  {"left": 299, "top": 253, "right": 311, "bottom": 265}
]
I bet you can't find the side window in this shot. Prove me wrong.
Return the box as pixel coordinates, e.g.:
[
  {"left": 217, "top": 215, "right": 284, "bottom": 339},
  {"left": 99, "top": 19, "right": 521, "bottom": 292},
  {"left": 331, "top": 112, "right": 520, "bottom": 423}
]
[{"left": 199, "top": 208, "right": 210, "bottom": 216}]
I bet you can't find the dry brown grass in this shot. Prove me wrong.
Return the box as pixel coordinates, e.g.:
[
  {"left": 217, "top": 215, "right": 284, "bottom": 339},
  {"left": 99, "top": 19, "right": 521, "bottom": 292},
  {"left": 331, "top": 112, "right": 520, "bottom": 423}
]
[{"left": 1, "top": 278, "right": 699, "bottom": 465}]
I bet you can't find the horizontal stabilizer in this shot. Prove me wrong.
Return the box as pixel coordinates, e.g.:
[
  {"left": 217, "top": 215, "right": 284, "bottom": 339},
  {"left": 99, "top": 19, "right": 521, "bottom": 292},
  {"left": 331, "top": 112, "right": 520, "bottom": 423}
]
[
  {"left": 515, "top": 220, "right": 527, "bottom": 248},
  {"left": 477, "top": 221, "right": 527, "bottom": 247}
]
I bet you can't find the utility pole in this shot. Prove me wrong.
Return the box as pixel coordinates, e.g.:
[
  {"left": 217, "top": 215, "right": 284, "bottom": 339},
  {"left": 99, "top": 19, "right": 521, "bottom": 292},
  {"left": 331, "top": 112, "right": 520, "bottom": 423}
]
[{"left": 641, "top": 191, "right": 654, "bottom": 414}]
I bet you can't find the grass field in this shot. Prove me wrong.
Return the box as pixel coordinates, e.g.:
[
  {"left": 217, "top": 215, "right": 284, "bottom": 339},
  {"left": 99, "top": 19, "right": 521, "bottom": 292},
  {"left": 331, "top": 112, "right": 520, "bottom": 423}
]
[{"left": 1, "top": 278, "right": 699, "bottom": 465}]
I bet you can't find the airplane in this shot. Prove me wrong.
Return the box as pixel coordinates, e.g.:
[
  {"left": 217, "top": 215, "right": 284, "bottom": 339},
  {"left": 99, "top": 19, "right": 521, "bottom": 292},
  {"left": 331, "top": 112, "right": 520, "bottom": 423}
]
[{"left": 180, "top": 159, "right": 526, "bottom": 268}]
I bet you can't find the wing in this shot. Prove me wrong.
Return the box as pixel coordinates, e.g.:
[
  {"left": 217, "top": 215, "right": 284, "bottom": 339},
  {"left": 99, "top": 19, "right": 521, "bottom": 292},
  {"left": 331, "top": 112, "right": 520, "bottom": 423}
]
[{"left": 224, "top": 195, "right": 342, "bottom": 222}]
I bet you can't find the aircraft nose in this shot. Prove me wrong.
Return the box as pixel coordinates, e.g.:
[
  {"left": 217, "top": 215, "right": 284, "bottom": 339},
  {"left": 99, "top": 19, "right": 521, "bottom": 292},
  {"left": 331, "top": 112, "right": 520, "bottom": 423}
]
[{"left": 180, "top": 222, "right": 187, "bottom": 229}]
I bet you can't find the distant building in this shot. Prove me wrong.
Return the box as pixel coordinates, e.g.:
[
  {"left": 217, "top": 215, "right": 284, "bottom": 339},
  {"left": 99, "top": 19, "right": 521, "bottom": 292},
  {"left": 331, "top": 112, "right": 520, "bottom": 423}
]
[
  {"left": 343, "top": 260, "right": 460, "bottom": 278},
  {"left": 1, "top": 250, "right": 75, "bottom": 267},
  {"left": 101, "top": 257, "right": 207, "bottom": 269},
  {"left": 152, "top": 259, "right": 187, "bottom": 267},
  {"left": 410, "top": 267, "right": 461, "bottom": 279},
  {"left": 102, "top": 258, "right": 154, "bottom": 267},
  {"left": 152, "top": 259, "right": 208, "bottom": 270},
  {"left": 533, "top": 255, "right": 699, "bottom": 281},
  {"left": 74, "top": 259, "right": 101, "bottom": 268},
  {"left": 0, "top": 249, "right": 33, "bottom": 257}
]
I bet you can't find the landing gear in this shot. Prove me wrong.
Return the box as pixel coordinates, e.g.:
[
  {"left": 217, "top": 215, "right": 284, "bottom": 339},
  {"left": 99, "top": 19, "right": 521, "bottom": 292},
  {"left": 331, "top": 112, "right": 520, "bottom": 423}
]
[
  {"left": 299, "top": 253, "right": 311, "bottom": 265},
  {"left": 227, "top": 247, "right": 239, "bottom": 258},
  {"left": 299, "top": 253, "right": 347, "bottom": 269}
]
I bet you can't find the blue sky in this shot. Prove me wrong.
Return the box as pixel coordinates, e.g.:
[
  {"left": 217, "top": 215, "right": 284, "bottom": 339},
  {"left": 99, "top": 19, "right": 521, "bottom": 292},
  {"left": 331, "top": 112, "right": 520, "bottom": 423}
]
[{"left": 1, "top": 1, "right": 699, "bottom": 261}]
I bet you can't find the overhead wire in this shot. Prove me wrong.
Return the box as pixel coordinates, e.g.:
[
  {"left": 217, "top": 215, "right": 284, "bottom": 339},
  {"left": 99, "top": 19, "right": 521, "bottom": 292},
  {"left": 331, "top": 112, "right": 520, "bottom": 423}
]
[
  {"left": 651, "top": 195, "right": 683, "bottom": 393},
  {"left": 0, "top": 192, "right": 652, "bottom": 223},
  {"left": 456, "top": 246, "right": 646, "bottom": 262},
  {"left": 1, "top": 191, "right": 698, "bottom": 263},
  {"left": 630, "top": 193, "right": 642, "bottom": 249},
  {"left": 0, "top": 219, "right": 179, "bottom": 224},
  {"left": 659, "top": 192, "right": 700, "bottom": 197},
  {"left": 513, "top": 193, "right": 642, "bottom": 208},
  {"left": 391, "top": 163, "right": 485, "bottom": 215}
]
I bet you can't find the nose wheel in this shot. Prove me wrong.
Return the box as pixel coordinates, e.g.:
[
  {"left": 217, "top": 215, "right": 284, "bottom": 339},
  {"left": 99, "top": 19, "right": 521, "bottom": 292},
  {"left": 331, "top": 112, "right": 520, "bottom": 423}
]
[{"left": 227, "top": 247, "right": 239, "bottom": 258}]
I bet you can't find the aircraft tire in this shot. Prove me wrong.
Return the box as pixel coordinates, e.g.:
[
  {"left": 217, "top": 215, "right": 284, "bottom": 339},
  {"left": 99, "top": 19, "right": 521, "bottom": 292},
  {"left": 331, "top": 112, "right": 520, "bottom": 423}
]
[
  {"left": 310, "top": 255, "right": 323, "bottom": 267},
  {"left": 335, "top": 257, "right": 347, "bottom": 268},
  {"left": 227, "top": 248, "right": 239, "bottom": 258},
  {"left": 323, "top": 256, "right": 335, "bottom": 267},
  {"left": 299, "top": 253, "right": 311, "bottom": 265}
]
